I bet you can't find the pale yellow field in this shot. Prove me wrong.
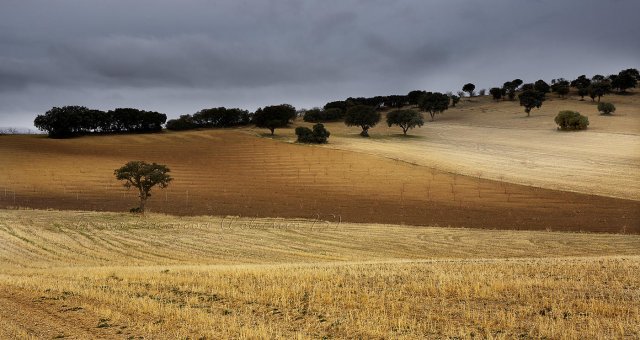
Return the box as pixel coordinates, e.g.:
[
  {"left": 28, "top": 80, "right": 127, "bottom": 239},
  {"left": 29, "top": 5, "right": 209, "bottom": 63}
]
[
  {"left": 1, "top": 209, "right": 639, "bottom": 338},
  {"left": 287, "top": 91, "right": 640, "bottom": 200}
]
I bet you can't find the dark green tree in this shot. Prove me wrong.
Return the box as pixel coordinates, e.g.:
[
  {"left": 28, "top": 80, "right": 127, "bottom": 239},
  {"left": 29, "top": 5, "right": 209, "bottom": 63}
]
[
  {"left": 407, "top": 90, "right": 427, "bottom": 105},
  {"left": 323, "top": 101, "right": 348, "bottom": 114},
  {"left": 344, "top": 105, "right": 380, "bottom": 137},
  {"left": 489, "top": 87, "right": 502, "bottom": 101},
  {"left": 577, "top": 87, "right": 589, "bottom": 101},
  {"left": 597, "top": 102, "right": 616, "bottom": 115},
  {"left": 610, "top": 69, "right": 638, "bottom": 93},
  {"left": 462, "top": 83, "right": 476, "bottom": 97},
  {"left": 252, "top": 104, "right": 297, "bottom": 135},
  {"left": 503, "top": 81, "right": 517, "bottom": 100},
  {"left": 450, "top": 95, "right": 461, "bottom": 107},
  {"left": 295, "top": 123, "right": 330, "bottom": 143},
  {"left": 418, "top": 92, "right": 450, "bottom": 121},
  {"left": 555, "top": 111, "right": 589, "bottom": 130},
  {"left": 521, "top": 83, "right": 534, "bottom": 91},
  {"left": 589, "top": 82, "right": 611, "bottom": 102},
  {"left": 571, "top": 75, "right": 591, "bottom": 89},
  {"left": 551, "top": 79, "right": 570, "bottom": 98},
  {"left": 518, "top": 90, "right": 545, "bottom": 117},
  {"left": 534, "top": 80, "right": 550, "bottom": 94},
  {"left": 386, "top": 109, "right": 424, "bottom": 135},
  {"left": 511, "top": 79, "right": 524, "bottom": 89},
  {"left": 34, "top": 106, "right": 92, "bottom": 138},
  {"left": 114, "top": 161, "right": 173, "bottom": 213}
]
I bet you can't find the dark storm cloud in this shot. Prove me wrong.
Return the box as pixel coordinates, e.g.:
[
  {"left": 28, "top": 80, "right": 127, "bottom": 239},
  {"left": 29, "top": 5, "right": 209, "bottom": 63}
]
[{"left": 0, "top": 0, "right": 638, "bottom": 128}]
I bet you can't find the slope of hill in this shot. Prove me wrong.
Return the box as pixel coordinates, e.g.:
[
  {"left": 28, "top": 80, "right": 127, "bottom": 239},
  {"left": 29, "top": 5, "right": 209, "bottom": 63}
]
[
  {"left": 0, "top": 127, "right": 638, "bottom": 232},
  {"left": 291, "top": 90, "right": 640, "bottom": 201}
]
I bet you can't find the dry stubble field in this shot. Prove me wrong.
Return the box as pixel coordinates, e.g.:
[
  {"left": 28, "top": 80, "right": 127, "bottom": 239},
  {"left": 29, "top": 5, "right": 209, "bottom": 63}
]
[
  {"left": 293, "top": 90, "right": 640, "bottom": 201},
  {"left": 0, "top": 209, "right": 639, "bottom": 338}
]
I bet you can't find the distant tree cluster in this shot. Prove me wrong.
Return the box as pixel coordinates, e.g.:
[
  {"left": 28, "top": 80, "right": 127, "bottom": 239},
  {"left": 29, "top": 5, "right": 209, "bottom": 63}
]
[
  {"left": 34, "top": 106, "right": 166, "bottom": 138},
  {"left": 166, "top": 107, "right": 251, "bottom": 131},
  {"left": 303, "top": 107, "right": 344, "bottom": 122}
]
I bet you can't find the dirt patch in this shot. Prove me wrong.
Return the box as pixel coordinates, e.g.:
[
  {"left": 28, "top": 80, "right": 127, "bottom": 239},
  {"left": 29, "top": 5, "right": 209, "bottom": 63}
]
[{"left": 0, "top": 286, "right": 133, "bottom": 339}]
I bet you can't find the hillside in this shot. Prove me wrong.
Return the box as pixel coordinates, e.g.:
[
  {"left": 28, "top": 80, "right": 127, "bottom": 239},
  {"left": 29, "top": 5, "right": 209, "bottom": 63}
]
[
  {"left": 291, "top": 90, "right": 640, "bottom": 201},
  {"left": 0, "top": 125, "right": 638, "bottom": 232},
  {"left": 1, "top": 209, "right": 639, "bottom": 338}
]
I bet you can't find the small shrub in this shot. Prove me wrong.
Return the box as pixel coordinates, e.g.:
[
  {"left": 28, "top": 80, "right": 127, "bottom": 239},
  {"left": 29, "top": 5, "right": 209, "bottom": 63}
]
[
  {"left": 555, "top": 111, "right": 589, "bottom": 130},
  {"left": 296, "top": 124, "right": 330, "bottom": 143},
  {"left": 597, "top": 102, "right": 616, "bottom": 115}
]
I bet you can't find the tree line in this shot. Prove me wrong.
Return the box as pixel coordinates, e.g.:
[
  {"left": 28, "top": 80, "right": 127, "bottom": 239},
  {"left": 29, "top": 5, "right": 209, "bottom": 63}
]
[
  {"left": 34, "top": 106, "right": 167, "bottom": 138},
  {"left": 34, "top": 68, "right": 637, "bottom": 138}
]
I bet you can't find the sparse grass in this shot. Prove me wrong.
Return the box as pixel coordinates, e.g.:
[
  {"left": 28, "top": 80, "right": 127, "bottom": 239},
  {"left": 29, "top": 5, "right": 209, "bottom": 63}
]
[{"left": 0, "top": 209, "right": 639, "bottom": 338}]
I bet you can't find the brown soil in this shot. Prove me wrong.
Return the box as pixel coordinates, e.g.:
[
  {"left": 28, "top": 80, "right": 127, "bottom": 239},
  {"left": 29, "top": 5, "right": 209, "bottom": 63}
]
[
  {"left": 0, "top": 130, "right": 637, "bottom": 233},
  {"left": 0, "top": 287, "right": 136, "bottom": 339}
]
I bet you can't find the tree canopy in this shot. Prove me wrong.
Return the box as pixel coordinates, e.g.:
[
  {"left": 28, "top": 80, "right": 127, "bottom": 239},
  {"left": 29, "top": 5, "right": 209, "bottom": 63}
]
[
  {"left": 518, "top": 90, "right": 545, "bottom": 117},
  {"left": 418, "top": 92, "right": 450, "bottom": 121},
  {"left": 534, "top": 80, "right": 550, "bottom": 94},
  {"left": 344, "top": 105, "right": 380, "bottom": 137},
  {"left": 555, "top": 111, "right": 589, "bottom": 130},
  {"left": 610, "top": 68, "right": 638, "bottom": 93},
  {"left": 462, "top": 83, "right": 476, "bottom": 97},
  {"left": 295, "top": 123, "right": 330, "bottom": 143},
  {"left": 114, "top": 161, "right": 172, "bottom": 213},
  {"left": 252, "top": 104, "right": 297, "bottom": 135},
  {"left": 34, "top": 106, "right": 167, "bottom": 138},
  {"left": 489, "top": 87, "right": 502, "bottom": 101},
  {"left": 386, "top": 109, "right": 424, "bottom": 135}
]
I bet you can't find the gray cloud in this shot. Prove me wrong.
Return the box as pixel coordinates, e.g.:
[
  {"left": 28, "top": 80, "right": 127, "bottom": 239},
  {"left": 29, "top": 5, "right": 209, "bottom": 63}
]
[{"left": 0, "top": 0, "right": 638, "bottom": 128}]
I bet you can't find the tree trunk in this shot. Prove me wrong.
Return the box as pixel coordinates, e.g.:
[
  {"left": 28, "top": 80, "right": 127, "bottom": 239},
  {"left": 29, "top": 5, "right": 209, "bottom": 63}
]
[
  {"left": 270, "top": 128, "right": 275, "bottom": 135},
  {"left": 360, "top": 127, "right": 369, "bottom": 137},
  {"left": 139, "top": 198, "right": 146, "bottom": 214}
]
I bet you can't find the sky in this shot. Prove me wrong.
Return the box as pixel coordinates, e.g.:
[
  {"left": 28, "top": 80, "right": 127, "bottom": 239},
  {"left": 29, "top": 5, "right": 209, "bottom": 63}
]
[{"left": 1, "top": 0, "right": 638, "bottom": 129}]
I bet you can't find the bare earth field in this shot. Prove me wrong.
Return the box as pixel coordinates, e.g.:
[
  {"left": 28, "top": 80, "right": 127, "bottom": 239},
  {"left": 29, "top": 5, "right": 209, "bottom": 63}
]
[
  {"left": 0, "top": 209, "right": 639, "bottom": 338},
  {"left": 0, "top": 122, "right": 638, "bottom": 233}
]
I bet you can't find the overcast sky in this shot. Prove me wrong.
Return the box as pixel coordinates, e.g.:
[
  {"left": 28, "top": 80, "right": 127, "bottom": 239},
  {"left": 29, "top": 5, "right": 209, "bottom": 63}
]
[{"left": 1, "top": 0, "right": 638, "bottom": 129}]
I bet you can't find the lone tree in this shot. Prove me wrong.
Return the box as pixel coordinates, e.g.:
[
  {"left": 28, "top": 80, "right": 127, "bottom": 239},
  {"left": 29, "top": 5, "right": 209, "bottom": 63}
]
[
  {"left": 114, "top": 161, "right": 173, "bottom": 213},
  {"left": 534, "top": 80, "right": 551, "bottom": 94},
  {"left": 518, "top": 90, "right": 545, "bottom": 117},
  {"left": 462, "top": 83, "right": 476, "bottom": 97},
  {"left": 252, "top": 104, "right": 297, "bottom": 135},
  {"left": 344, "top": 105, "right": 380, "bottom": 137},
  {"left": 386, "top": 109, "right": 424, "bottom": 135},
  {"left": 489, "top": 87, "right": 502, "bottom": 101},
  {"left": 449, "top": 94, "right": 461, "bottom": 107},
  {"left": 418, "top": 92, "right": 450, "bottom": 121}
]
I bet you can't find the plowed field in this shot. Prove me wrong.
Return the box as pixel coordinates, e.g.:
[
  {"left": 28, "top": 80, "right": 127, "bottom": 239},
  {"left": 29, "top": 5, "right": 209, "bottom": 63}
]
[{"left": 1, "top": 128, "right": 638, "bottom": 232}]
